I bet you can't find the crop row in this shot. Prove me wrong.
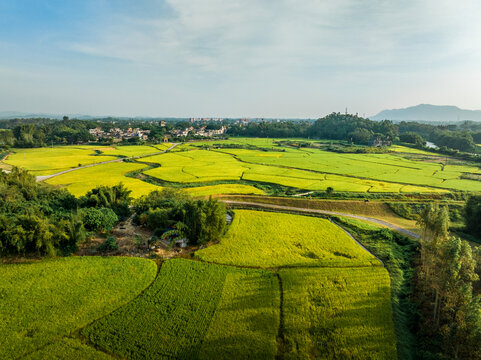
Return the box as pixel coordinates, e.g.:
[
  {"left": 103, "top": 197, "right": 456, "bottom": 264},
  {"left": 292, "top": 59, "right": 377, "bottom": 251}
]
[{"left": 82, "top": 258, "right": 280, "bottom": 360}]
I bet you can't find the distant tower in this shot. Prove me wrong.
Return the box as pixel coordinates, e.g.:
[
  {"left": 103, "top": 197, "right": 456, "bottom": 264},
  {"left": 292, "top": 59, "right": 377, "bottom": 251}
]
[{"left": 345, "top": 107, "right": 348, "bottom": 115}]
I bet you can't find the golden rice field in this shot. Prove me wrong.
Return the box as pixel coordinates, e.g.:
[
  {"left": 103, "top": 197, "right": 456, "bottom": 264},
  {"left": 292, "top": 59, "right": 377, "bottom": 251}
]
[
  {"left": 195, "top": 210, "right": 380, "bottom": 268},
  {"left": 44, "top": 161, "right": 160, "bottom": 197},
  {"left": 3, "top": 146, "right": 117, "bottom": 175},
  {"left": 3, "top": 208, "right": 398, "bottom": 359},
  {"left": 4, "top": 138, "right": 481, "bottom": 197},
  {"left": 143, "top": 148, "right": 448, "bottom": 193}
]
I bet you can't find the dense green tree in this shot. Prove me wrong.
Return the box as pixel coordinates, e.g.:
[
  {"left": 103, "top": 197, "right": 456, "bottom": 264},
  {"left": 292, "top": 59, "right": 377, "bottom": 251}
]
[
  {"left": 81, "top": 183, "right": 132, "bottom": 219},
  {"left": 417, "top": 204, "right": 481, "bottom": 359},
  {"left": 465, "top": 195, "right": 481, "bottom": 237},
  {"left": 399, "top": 132, "right": 426, "bottom": 147},
  {"left": 81, "top": 207, "right": 118, "bottom": 232}
]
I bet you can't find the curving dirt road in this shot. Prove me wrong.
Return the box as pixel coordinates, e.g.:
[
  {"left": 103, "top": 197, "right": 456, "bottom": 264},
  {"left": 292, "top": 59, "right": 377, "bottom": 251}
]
[
  {"left": 221, "top": 200, "right": 420, "bottom": 239},
  {"left": 36, "top": 143, "right": 179, "bottom": 182}
]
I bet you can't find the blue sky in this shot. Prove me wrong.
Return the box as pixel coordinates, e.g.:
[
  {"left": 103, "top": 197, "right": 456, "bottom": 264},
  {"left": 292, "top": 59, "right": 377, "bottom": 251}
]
[{"left": 1, "top": 0, "right": 481, "bottom": 117}]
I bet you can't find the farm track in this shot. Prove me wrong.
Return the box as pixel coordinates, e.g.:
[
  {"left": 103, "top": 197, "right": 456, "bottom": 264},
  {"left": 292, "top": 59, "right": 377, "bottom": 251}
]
[
  {"left": 35, "top": 143, "right": 179, "bottom": 181},
  {"left": 221, "top": 200, "right": 420, "bottom": 238}
]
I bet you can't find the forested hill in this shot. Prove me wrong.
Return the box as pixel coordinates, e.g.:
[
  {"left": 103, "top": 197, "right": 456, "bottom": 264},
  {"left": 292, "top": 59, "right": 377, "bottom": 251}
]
[{"left": 371, "top": 104, "right": 481, "bottom": 122}]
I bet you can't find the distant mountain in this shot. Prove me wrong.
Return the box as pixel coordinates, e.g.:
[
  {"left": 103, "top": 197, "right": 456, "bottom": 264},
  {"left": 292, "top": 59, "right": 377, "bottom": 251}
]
[{"left": 370, "top": 104, "right": 481, "bottom": 122}]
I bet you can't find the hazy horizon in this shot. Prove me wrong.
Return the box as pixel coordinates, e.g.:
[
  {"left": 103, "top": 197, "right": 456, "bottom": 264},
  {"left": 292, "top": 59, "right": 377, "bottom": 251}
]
[{"left": 2, "top": 1, "right": 481, "bottom": 118}]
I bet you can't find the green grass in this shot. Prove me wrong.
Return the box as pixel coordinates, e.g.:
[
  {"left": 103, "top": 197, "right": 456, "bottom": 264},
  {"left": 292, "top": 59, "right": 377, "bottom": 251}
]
[
  {"left": 280, "top": 266, "right": 397, "bottom": 360},
  {"left": 24, "top": 338, "right": 114, "bottom": 360},
  {"left": 82, "top": 258, "right": 279, "bottom": 360},
  {"left": 0, "top": 257, "right": 157, "bottom": 360},
  {"left": 46, "top": 161, "right": 160, "bottom": 197},
  {"left": 195, "top": 210, "right": 380, "bottom": 268}
]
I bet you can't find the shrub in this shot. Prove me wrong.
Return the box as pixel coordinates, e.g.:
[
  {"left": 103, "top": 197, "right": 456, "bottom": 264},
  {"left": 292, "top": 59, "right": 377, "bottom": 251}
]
[
  {"left": 97, "top": 236, "right": 118, "bottom": 252},
  {"left": 82, "top": 207, "right": 118, "bottom": 232}
]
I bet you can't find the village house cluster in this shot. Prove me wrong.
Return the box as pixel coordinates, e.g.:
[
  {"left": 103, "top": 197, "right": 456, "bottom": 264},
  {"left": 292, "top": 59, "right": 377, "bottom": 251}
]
[
  {"left": 89, "top": 127, "right": 151, "bottom": 142},
  {"left": 170, "top": 125, "right": 227, "bottom": 137}
]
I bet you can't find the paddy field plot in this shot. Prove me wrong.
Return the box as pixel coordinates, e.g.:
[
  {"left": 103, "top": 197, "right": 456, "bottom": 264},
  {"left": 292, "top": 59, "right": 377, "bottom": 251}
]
[
  {"left": 222, "top": 146, "right": 481, "bottom": 191},
  {"left": 96, "top": 144, "right": 165, "bottom": 157},
  {"left": 144, "top": 148, "right": 447, "bottom": 193},
  {"left": 280, "top": 266, "right": 397, "bottom": 360},
  {"left": 24, "top": 338, "right": 114, "bottom": 360},
  {"left": 45, "top": 161, "right": 160, "bottom": 197},
  {"left": 0, "top": 257, "right": 157, "bottom": 360},
  {"left": 2, "top": 146, "right": 117, "bottom": 175},
  {"left": 83, "top": 258, "right": 280, "bottom": 360},
  {"left": 184, "top": 183, "right": 265, "bottom": 197},
  {"left": 195, "top": 210, "right": 380, "bottom": 268}
]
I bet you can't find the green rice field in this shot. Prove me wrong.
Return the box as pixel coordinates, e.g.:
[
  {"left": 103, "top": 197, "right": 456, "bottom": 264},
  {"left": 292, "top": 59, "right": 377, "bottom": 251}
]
[
  {"left": 195, "top": 210, "right": 380, "bottom": 268},
  {"left": 280, "top": 266, "right": 397, "bottom": 359},
  {"left": 82, "top": 258, "right": 280, "bottom": 360},
  {"left": 0, "top": 257, "right": 157, "bottom": 360},
  {"left": 2, "top": 209, "right": 399, "bottom": 359},
  {"left": 3, "top": 138, "right": 481, "bottom": 197}
]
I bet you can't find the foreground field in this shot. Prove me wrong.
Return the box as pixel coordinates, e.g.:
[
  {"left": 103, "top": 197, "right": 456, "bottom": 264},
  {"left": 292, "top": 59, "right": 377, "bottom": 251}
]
[
  {"left": 0, "top": 257, "right": 157, "bottom": 360},
  {"left": 280, "top": 266, "right": 397, "bottom": 359},
  {"left": 83, "top": 258, "right": 280, "bottom": 360},
  {"left": 195, "top": 210, "right": 380, "bottom": 268}
]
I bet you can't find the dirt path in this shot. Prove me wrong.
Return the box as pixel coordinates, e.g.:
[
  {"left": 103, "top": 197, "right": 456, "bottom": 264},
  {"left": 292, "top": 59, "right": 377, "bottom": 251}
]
[
  {"left": 36, "top": 143, "right": 179, "bottom": 182},
  {"left": 221, "top": 200, "right": 420, "bottom": 238}
]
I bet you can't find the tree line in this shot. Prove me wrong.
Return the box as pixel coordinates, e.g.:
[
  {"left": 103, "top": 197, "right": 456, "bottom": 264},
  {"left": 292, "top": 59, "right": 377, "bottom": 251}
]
[
  {"left": 416, "top": 204, "right": 481, "bottom": 359},
  {"left": 0, "top": 168, "right": 226, "bottom": 257}
]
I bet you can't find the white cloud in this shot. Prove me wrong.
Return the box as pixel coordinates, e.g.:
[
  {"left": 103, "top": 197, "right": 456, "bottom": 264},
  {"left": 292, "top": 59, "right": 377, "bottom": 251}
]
[
  {"left": 68, "top": 0, "right": 481, "bottom": 74},
  {"left": 3, "top": 0, "right": 481, "bottom": 117}
]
